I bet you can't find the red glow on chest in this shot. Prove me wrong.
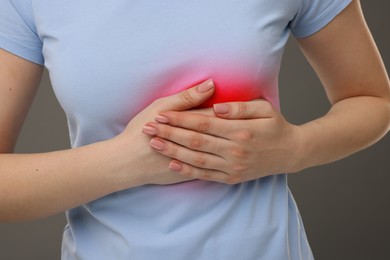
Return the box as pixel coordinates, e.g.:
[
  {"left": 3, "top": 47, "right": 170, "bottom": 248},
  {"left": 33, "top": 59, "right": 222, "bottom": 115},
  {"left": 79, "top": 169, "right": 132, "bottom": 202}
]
[
  {"left": 197, "top": 78, "right": 262, "bottom": 108},
  {"left": 146, "top": 67, "right": 267, "bottom": 111}
]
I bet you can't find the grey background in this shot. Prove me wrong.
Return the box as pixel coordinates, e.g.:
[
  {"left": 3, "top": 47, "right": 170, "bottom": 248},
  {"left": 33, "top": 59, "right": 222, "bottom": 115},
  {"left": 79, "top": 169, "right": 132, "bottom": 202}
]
[{"left": 0, "top": 1, "right": 389, "bottom": 259}]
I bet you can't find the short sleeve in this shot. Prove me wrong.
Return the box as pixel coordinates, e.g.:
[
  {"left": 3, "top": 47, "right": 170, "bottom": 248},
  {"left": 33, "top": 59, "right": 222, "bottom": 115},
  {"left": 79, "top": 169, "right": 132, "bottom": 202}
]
[
  {"left": 0, "top": 0, "right": 44, "bottom": 65},
  {"left": 290, "top": 0, "right": 352, "bottom": 38}
]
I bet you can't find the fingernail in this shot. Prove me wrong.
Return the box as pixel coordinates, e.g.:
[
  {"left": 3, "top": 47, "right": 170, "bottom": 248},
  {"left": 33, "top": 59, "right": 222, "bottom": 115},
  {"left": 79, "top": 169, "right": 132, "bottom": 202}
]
[
  {"left": 150, "top": 138, "right": 165, "bottom": 150},
  {"left": 142, "top": 125, "right": 158, "bottom": 135},
  {"left": 155, "top": 115, "right": 169, "bottom": 123},
  {"left": 169, "top": 161, "right": 182, "bottom": 172},
  {"left": 213, "top": 103, "right": 229, "bottom": 114},
  {"left": 197, "top": 79, "right": 214, "bottom": 93}
]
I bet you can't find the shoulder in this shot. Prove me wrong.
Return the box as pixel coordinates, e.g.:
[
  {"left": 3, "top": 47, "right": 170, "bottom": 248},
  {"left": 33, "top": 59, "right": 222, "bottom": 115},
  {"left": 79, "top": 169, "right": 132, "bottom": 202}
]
[{"left": 290, "top": 0, "right": 353, "bottom": 38}]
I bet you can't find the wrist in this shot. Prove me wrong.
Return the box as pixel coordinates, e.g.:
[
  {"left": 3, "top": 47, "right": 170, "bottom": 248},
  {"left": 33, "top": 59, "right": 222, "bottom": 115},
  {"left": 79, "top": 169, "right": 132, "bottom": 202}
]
[
  {"left": 106, "top": 134, "right": 148, "bottom": 189},
  {"left": 289, "top": 119, "right": 332, "bottom": 173},
  {"left": 287, "top": 124, "right": 311, "bottom": 174}
]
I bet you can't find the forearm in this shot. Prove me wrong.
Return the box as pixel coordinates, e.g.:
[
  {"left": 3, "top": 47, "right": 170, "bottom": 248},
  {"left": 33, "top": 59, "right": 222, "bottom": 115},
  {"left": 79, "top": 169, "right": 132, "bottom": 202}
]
[
  {"left": 297, "top": 95, "right": 390, "bottom": 171},
  {"left": 0, "top": 138, "right": 143, "bottom": 222},
  {"left": 0, "top": 80, "right": 215, "bottom": 222}
]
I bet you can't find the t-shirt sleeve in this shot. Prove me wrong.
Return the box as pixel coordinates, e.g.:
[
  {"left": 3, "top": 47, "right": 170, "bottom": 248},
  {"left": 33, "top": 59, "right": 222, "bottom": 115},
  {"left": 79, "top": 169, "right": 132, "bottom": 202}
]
[
  {"left": 0, "top": 0, "right": 44, "bottom": 65},
  {"left": 289, "top": 0, "right": 352, "bottom": 38}
]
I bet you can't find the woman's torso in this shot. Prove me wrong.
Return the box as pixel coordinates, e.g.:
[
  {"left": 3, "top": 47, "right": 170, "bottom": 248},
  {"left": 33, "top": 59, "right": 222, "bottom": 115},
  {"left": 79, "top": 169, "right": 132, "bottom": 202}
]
[{"left": 30, "top": 0, "right": 314, "bottom": 259}]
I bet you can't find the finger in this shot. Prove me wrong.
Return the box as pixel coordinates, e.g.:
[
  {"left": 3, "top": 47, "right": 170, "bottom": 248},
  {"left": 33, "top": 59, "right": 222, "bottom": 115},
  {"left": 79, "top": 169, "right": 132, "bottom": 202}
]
[
  {"left": 156, "top": 79, "right": 215, "bottom": 111},
  {"left": 142, "top": 121, "right": 231, "bottom": 156},
  {"left": 149, "top": 137, "right": 226, "bottom": 170},
  {"left": 154, "top": 111, "right": 232, "bottom": 138},
  {"left": 187, "top": 107, "right": 216, "bottom": 117},
  {"left": 213, "top": 99, "right": 275, "bottom": 119},
  {"left": 168, "top": 160, "right": 240, "bottom": 185}
]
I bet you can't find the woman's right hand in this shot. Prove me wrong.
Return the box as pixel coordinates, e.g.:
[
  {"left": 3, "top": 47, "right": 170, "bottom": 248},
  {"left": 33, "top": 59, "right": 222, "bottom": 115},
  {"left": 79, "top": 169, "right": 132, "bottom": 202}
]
[
  {"left": 113, "top": 79, "right": 215, "bottom": 186},
  {"left": 0, "top": 48, "right": 215, "bottom": 221}
]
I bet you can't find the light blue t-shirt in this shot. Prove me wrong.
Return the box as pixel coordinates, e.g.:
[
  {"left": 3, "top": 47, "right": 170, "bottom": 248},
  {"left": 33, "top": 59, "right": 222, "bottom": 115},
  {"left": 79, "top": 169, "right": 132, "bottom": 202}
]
[{"left": 0, "top": 0, "right": 352, "bottom": 259}]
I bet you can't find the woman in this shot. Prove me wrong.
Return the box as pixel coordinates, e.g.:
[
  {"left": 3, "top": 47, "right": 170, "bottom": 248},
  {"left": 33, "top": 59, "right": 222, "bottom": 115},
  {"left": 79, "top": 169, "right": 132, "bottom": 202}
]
[{"left": 0, "top": 0, "right": 389, "bottom": 259}]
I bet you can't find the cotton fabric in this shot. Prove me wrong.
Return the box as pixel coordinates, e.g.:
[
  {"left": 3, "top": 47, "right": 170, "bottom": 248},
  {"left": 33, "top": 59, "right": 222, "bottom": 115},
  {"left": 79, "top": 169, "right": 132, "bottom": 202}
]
[{"left": 0, "top": 0, "right": 352, "bottom": 259}]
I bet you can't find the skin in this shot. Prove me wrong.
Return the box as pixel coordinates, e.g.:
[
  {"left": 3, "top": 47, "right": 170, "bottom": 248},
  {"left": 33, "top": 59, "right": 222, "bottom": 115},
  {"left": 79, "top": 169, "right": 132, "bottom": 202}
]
[
  {"left": 0, "top": 0, "right": 389, "bottom": 222},
  {"left": 143, "top": 0, "right": 390, "bottom": 184},
  {"left": 0, "top": 64, "right": 214, "bottom": 222}
]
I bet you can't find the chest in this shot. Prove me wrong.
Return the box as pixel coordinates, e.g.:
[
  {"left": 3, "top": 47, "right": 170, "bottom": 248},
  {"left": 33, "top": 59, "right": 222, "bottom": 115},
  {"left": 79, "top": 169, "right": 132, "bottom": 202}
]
[{"left": 32, "top": 0, "right": 298, "bottom": 123}]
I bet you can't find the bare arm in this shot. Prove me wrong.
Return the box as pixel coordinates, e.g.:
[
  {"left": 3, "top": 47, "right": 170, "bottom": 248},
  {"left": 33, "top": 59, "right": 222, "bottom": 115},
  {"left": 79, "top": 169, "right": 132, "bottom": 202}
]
[
  {"left": 0, "top": 50, "right": 214, "bottom": 222},
  {"left": 295, "top": 0, "right": 390, "bottom": 169},
  {"left": 0, "top": 50, "right": 42, "bottom": 153}
]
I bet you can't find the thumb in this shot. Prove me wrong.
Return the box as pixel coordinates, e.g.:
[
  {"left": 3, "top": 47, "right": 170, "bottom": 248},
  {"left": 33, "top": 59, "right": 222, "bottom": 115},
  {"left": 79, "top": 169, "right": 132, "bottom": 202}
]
[{"left": 159, "top": 79, "right": 214, "bottom": 111}]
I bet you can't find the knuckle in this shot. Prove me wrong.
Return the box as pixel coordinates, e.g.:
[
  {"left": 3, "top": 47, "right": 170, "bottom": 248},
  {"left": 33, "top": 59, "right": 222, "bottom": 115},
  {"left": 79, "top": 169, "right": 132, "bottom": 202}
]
[
  {"left": 237, "top": 102, "right": 248, "bottom": 117},
  {"left": 190, "top": 135, "right": 204, "bottom": 149},
  {"left": 194, "top": 153, "right": 207, "bottom": 167},
  {"left": 180, "top": 90, "right": 196, "bottom": 106},
  {"left": 232, "top": 163, "right": 248, "bottom": 174},
  {"left": 234, "top": 129, "right": 253, "bottom": 142},
  {"left": 180, "top": 167, "right": 193, "bottom": 177},
  {"left": 197, "top": 120, "right": 210, "bottom": 133},
  {"left": 230, "top": 146, "right": 248, "bottom": 159}
]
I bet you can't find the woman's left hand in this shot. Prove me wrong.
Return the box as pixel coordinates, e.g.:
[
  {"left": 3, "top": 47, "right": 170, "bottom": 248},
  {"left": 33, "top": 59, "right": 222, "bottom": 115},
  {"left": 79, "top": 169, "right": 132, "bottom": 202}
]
[{"left": 142, "top": 100, "right": 304, "bottom": 184}]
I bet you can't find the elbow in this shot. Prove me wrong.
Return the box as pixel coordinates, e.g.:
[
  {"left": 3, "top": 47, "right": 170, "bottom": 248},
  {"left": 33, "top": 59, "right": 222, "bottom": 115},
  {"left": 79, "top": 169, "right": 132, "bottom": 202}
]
[
  {"left": 386, "top": 97, "right": 390, "bottom": 133},
  {"left": 0, "top": 210, "right": 18, "bottom": 223},
  {"left": 373, "top": 95, "right": 390, "bottom": 136},
  {"left": 0, "top": 208, "right": 37, "bottom": 223},
  {"left": 0, "top": 214, "right": 16, "bottom": 223},
  {"left": 0, "top": 200, "right": 22, "bottom": 223},
  {"left": 383, "top": 85, "right": 390, "bottom": 132},
  {"left": 0, "top": 193, "right": 34, "bottom": 223}
]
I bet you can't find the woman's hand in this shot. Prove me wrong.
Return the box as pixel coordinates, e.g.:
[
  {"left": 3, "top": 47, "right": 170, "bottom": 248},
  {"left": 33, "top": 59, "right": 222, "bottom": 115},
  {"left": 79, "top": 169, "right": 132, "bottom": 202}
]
[
  {"left": 113, "top": 79, "right": 216, "bottom": 186},
  {"left": 141, "top": 1, "right": 390, "bottom": 186},
  {"left": 142, "top": 100, "right": 304, "bottom": 184}
]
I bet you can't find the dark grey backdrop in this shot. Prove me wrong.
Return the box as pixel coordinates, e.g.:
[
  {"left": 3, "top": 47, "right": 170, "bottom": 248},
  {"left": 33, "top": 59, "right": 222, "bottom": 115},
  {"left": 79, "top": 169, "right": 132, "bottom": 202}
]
[{"left": 1, "top": 1, "right": 389, "bottom": 259}]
